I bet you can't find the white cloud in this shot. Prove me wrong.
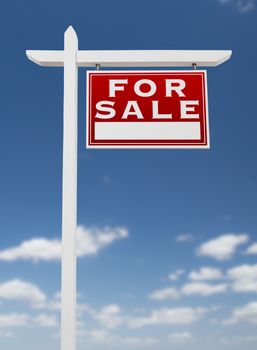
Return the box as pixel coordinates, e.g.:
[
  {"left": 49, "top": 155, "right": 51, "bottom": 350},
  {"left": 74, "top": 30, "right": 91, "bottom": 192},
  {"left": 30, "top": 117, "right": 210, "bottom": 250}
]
[
  {"left": 219, "top": 0, "right": 255, "bottom": 13},
  {"left": 223, "top": 302, "right": 257, "bottom": 325},
  {"left": 34, "top": 300, "right": 61, "bottom": 311},
  {"left": 0, "top": 279, "right": 46, "bottom": 304},
  {"left": 242, "top": 335, "right": 257, "bottom": 343},
  {"left": 103, "top": 175, "right": 111, "bottom": 184},
  {"left": 168, "top": 269, "right": 184, "bottom": 281},
  {"left": 0, "top": 225, "right": 128, "bottom": 262},
  {"left": 92, "top": 304, "right": 124, "bottom": 329},
  {"left": 80, "top": 329, "right": 114, "bottom": 344},
  {"left": 150, "top": 268, "right": 226, "bottom": 300},
  {"left": 168, "top": 332, "right": 193, "bottom": 344},
  {"left": 82, "top": 329, "right": 157, "bottom": 347},
  {"left": 0, "top": 330, "right": 13, "bottom": 338},
  {"left": 121, "top": 336, "right": 157, "bottom": 346},
  {"left": 220, "top": 335, "right": 257, "bottom": 345},
  {"left": 128, "top": 307, "right": 208, "bottom": 328},
  {"left": 222, "top": 317, "right": 238, "bottom": 325},
  {"left": 245, "top": 243, "right": 257, "bottom": 255},
  {"left": 0, "top": 314, "right": 29, "bottom": 328},
  {"left": 76, "top": 226, "right": 128, "bottom": 256},
  {"left": 181, "top": 282, "right": 228, "bottom": 296},
  {"left": 189, "top": 267, "right": 223, "bottom": 281},
  {"left": 197, "top": 234, "right": 249, "bottom": 260},
  {"left": 176, "top": 234, "right": 193, "bottom": 242},
  {"left": 0, "top": 313, "right": 61, "bottom": 329},
  {"left": 33, "top": 314, "right": 58, "bottom": 327},
  {"left": 36, "top": 296, "right": 91, "bottom": 328},
  {"left": 227, "top": 264, "right": 257, "bottom": 293},
  {"left": 149, "top": 281, "right": 227, "bottom": 300},
  {"left": 0, "top": 238, "right": 61, "bottom": 262},
  {"left": 149, "top": 287, "right": 180, "bottom": 301}
]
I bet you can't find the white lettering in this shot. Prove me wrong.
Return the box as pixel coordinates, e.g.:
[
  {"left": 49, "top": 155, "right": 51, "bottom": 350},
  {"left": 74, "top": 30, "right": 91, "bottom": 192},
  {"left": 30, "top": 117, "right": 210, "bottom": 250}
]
[
  {"left": 180, "top": 100, "right": 199, "bottom": 119},
  {"left": 109, "top": 80, "right": 128, "bottom": 97},
  {"left": 95, "top": 101, "right": 116, "bottom": 119},
  {"left": 152, "top": 101, "right": 172, "bottom": 119},
  {"left": 166, "top": 79, "right": 186, "bottom": 97},
  {"left": 134, "top": 79, "right": 157, "bottom": 97},
  {"left": 122, "top": 101, "right": 144, "bottom": 119}
]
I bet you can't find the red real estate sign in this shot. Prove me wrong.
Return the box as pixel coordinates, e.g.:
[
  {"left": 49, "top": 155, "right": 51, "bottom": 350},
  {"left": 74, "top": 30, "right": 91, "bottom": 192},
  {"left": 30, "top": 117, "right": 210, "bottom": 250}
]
[{"left": 86, "top": 71, "right": 209, "bottom": 148}]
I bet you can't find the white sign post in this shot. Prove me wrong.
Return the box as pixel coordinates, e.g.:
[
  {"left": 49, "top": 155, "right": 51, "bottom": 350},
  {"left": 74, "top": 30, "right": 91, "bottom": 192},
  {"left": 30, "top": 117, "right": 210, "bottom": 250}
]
[
  {"left": 26, "top": 26, "right": 232, "bottom": 350},
  {"left": 61, "top": 27, "right": 78, "bottom": 350}
]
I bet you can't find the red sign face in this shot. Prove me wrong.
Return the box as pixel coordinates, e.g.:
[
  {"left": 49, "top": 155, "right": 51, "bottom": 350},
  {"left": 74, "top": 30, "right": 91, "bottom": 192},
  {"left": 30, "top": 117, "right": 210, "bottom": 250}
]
[{"left": 86, "top": 71, "right": 209, "bottom": 148}]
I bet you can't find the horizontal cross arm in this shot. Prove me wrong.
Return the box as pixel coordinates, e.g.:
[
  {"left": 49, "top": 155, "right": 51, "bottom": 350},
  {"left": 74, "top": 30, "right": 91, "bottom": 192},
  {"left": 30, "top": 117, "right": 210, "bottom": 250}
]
[{"left": 26, "top": 50, "right": 232, "bottom": 68}]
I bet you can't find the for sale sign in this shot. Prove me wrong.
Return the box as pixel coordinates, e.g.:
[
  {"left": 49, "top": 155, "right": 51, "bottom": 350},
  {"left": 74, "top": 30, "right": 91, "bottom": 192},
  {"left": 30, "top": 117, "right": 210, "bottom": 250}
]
[{"left": 86, "top": 71, "right": 209, "bottom": 148}]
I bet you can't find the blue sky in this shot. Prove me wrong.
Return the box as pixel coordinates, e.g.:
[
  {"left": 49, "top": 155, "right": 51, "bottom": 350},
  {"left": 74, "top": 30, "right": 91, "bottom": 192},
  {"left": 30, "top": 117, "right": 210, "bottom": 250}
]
[{"left": 0, "top": 0, "right": 257, "bottom": 349}]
